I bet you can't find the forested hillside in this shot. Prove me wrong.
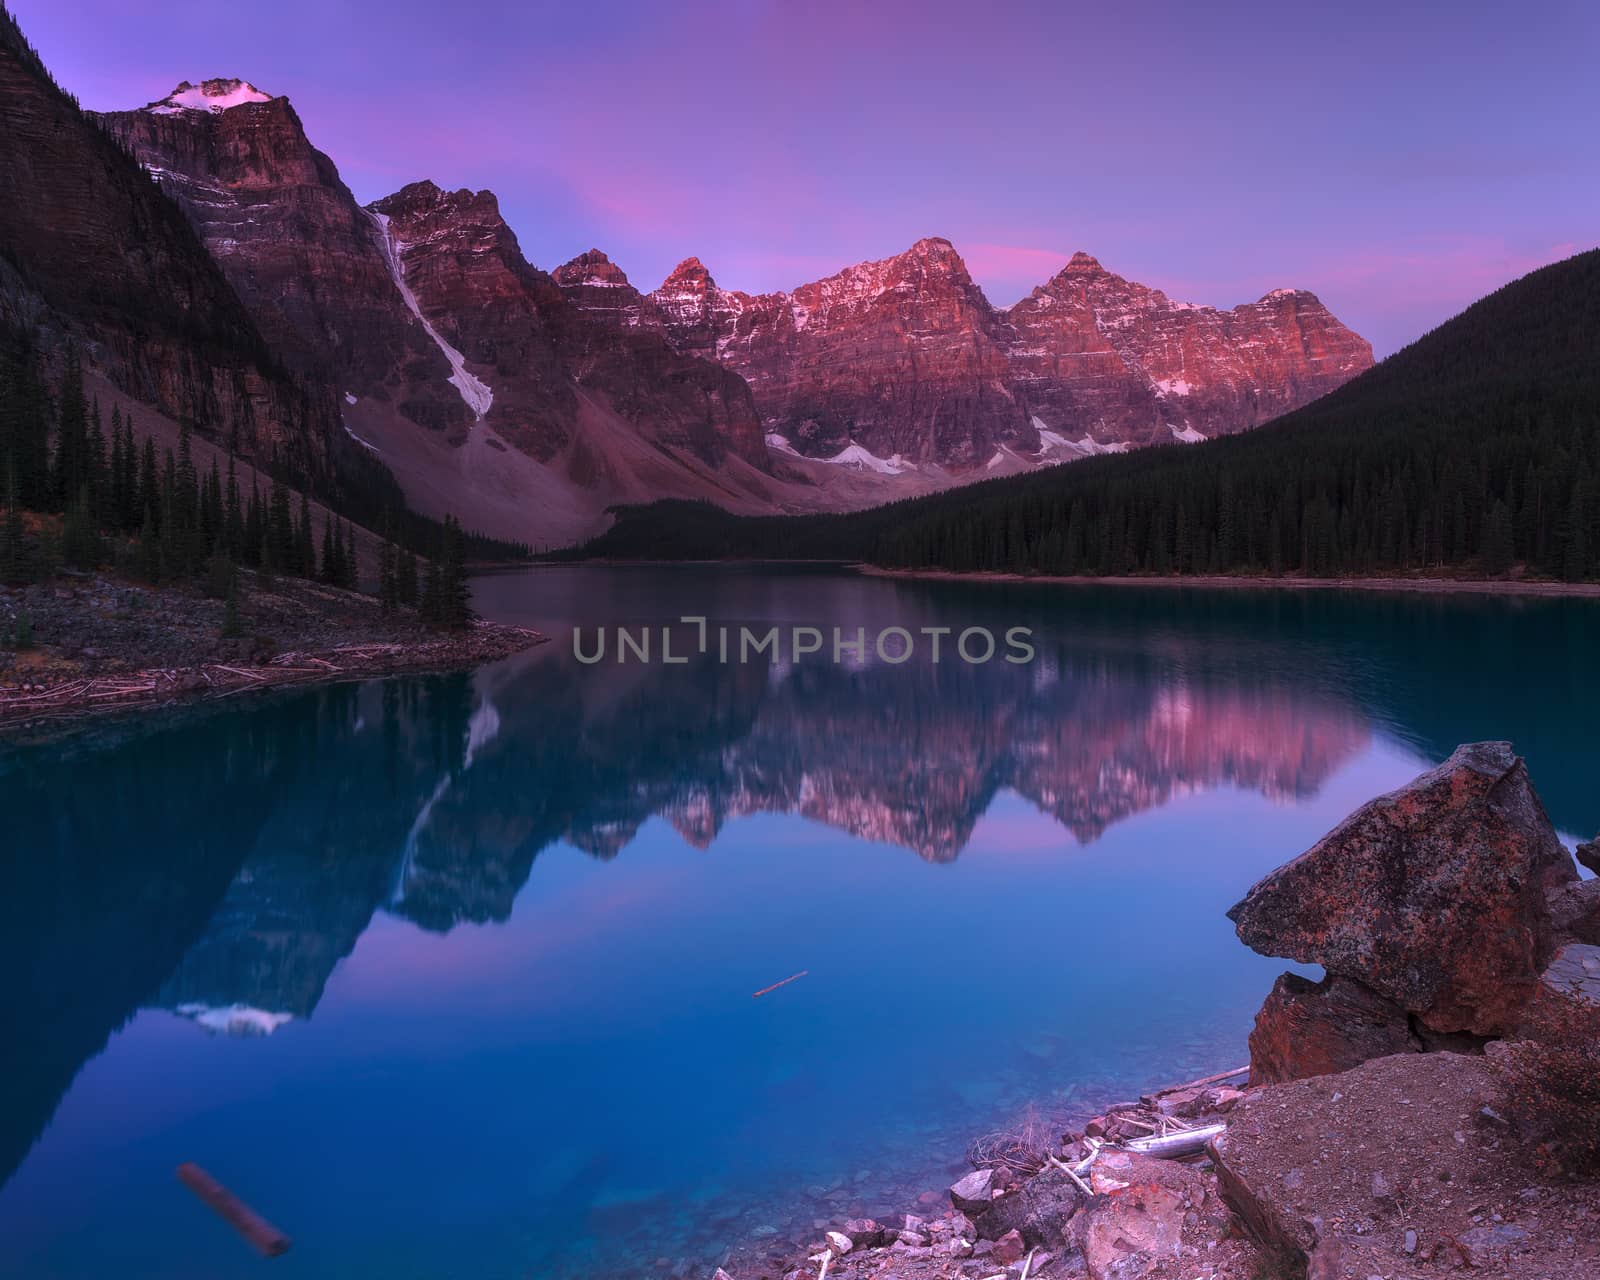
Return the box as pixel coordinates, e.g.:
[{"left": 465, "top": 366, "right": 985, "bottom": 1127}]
[{"left": 576, "top": 250, "right": 1600, "bottom": 581}]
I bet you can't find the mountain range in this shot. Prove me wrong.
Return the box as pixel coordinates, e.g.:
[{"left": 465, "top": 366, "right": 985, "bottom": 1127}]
[{"left": 0, "top": 36, "right": 1373, "bottom": 548}]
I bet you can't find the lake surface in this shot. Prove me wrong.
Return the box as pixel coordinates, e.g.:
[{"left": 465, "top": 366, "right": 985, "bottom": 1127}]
[{"left": 2, "top": 567, "right": 1596, "bottom": 1279}]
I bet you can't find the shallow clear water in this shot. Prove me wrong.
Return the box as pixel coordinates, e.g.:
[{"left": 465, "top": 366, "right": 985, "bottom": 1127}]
[{"left": 2, "top": 567, "right": 1596, "bottom": 1279}]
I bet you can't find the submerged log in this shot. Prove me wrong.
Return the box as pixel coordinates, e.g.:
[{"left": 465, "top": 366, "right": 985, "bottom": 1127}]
[
  {"left": 752, "top": 970, "right": 808, "bottom": 998},
  {"left": 175, "top": 1162, "right": 291, "bottom": 1258}
]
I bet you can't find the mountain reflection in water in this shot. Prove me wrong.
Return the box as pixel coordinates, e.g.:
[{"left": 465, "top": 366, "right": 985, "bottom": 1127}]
[{"left": 2, "top": 568, "right": 1596, "bottom": 1279}]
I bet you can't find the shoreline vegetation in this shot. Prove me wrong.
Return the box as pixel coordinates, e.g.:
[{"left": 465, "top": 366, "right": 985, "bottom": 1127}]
[
  {"left": 564, "top": 556, "right": 1600, "bottom": 599},
  {"left": 855, "top": 564, "right": 1600, "bottom": 598},
  {"left": 0, "top": 568, "right": 544, "bottom": 730}
]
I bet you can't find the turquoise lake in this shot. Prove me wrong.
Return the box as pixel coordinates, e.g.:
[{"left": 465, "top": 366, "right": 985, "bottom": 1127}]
[{"left": 1, "top": 566, "right": 1596, "bottom": 1278}]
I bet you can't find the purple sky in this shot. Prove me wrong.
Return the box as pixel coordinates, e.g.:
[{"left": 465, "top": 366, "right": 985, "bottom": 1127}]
[{"left": 13, "top": 0, "right": 1596, "bottom": 355}]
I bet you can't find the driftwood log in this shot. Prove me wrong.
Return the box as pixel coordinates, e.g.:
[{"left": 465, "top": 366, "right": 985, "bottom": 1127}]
[
  {"left": 175, "top": 1162, "right": 291, "bottom": 1258},
  {"left": 1121, "top": 1122, "right": 1227, "bottom": 1158}
]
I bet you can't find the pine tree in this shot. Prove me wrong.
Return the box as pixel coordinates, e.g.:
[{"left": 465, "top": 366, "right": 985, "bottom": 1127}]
[
  {"left": 296, "top": 491, "right": 315, "bottom": 579},
  {"left": 223, "top": 455, "right": 244, "bottom": 559},
  {"left": 440, "top": 514, "right": 474, "bottom": 628},
  {"left": 377, "top": 535, "right": 398, "bottom": 611},
  {"left": 341, "top": 520, "right": 358, "bottom": 589},
  {"left": 0, "top": 474, "right": 29, "bottom": 586},
  {"left": 319, "top": 517, "right": 338, "bottom": 584},
  {"left": 62, "top": 488, "right": 102, "bottom": 570},
  {"left": 267, "top": 477, "right": 294, "bottom": 575},
  {"left": 137, "top": 504, "right": 161, "bottom": 583},
  {"left": 52, "top": 346, "right": 90, "bottom": 508},
  {"left": 398, "top": 548, "right": 419, "bottom": 606},
  {"left": 420, "top": 552, "right": 443, "bottom": 624},
  {"left": 1480, "top": 500, "right": 1516, "bottom": 576},
  {"left": 137, "top": 436, "right": 158, "bottom": 526},
  {"left": 108, "top": 405, "right": 126, "bottom": 530},
  {"left": 221, "top": 570, "right": 245, "bottom": 639},
  {"left": 85, "top": 398, "right": 108, "bottom": 526}
]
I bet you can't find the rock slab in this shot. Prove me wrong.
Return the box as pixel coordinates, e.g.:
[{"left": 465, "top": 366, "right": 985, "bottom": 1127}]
[{"left": 1228, "top": 741, "right": 1576, "bottom": 1036}]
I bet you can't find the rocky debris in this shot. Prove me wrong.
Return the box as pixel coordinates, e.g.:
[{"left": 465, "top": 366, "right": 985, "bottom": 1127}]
[
  {"left": 1209, "top": 1050, "right": 1600, "bottom": 1279},
  {"left": 1070, "top": 1151, "right": 1237, "bottom": 1280},
  {"left": 0, "top": 572, "right": 543, "bottom": 728},
  {"left": 1246, "top": 973, "right": 1422, "bottom": 1085},
  {"left": 1229, "top": 742, "right": 1577, "bottom": 1039},
  {"left": 1540, "top": 942, "right": 1600, "bottom": 1003},
  {"left": 1545, "top": 876, "right": 1600, "bottom": 946},
  {"left": 948, "top": 1167, "right": 996, "bottom": 1215},
  {"left": 1577, "top": 835, "right": 1600, "bottom": 874},
  {"left": 970, "top": 1165, "right": 1083, "bottom": 1251}
]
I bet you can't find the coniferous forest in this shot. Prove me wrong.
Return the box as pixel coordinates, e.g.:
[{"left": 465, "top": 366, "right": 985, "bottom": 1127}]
[
  {"left": 0, "top": 330, "right": 483, "bottom": 630},
  {"left": 574, "top": 249, "right": 1600, "bottom": 582}
]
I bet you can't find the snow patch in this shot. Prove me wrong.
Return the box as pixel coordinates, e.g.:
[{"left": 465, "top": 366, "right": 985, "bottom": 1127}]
[
  {"left": 366, "top": 209, "right": 494, "bottom": 421},
  {"left": 341, "top": 421, "right": 381, "bottom": 454},
  {"left": 149, "top": 79, "right": 271, "bottom": 115},
  {"left": 176, "top": 1003, "right": 293, "bottom": 1037},
  {"left": 764, "top": 432, "right": 802, "bottom": 457},
  {"left": 1030, "top": 416, "right": 1130, "bottom": 457},
  {"left": 824, "top": 443, "right": 912, "bottom": 475},
  {"left": 1153, "top": 377, "right": 1195, "bottom": 397},
  {"left": 344, "top": 392, "right": 358, "bottom": 405},
  {"left": 1168, "top": 423, "right": 1208, "bottom": 444}
]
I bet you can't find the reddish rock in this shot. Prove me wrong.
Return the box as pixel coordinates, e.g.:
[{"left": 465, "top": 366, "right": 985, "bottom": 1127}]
[
  {"left": 1007, "top": 253, "right": 1372, "bottom": 453},
  {"left": 99, "top": 84, "right": 766, "bottom": 474},
  {"left": 558, "top": 241, "right": 1372, "bottom": 468},
  {"left": 1247, "top": 972, "right": 1422, "bottom": 1084},
  {"left": 0, "top": 38, "right": 332, "bottom": 473},
  {"left": 992, "top": 1228, "right": 1027, "bottom": 1265},
  {"left": 96, "top": 83, "right": 467, "bottom": 434},
  {"left": 1228, "top": 742, "right": 1577, "bottom": 1036},
  {"left": 372, "top": 183, "right": 766, "bottom": 468}
]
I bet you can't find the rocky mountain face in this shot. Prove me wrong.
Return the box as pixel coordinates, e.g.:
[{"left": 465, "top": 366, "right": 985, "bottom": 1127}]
[
  {"left": 98, "top": 86, "right": 764, "bottom": 472},
  {"left": 1007, "top": 252, "right": 1373, "bottom": 449},
  {"left": 0, "top": 27, "right": 333, "bottom": 475},
  {"left": 370, "top": 182, "right": 765, "bottom": 467},
  {"left": 93, "top": 81, "right": 768, "bottom": 545},
  {"left": 96, "top": 81, "right": 469, "bottom": 435},
  {"left": 557, "top": 242, "right": 1374, "bottom": 466}
]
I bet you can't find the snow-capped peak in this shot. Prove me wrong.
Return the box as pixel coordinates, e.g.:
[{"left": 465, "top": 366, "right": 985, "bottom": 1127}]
[{"left": 148, "top": 78, "right": 273, "bottom": 116}]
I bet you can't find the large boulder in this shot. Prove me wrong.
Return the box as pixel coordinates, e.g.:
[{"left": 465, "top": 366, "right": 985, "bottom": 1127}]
[
  {"left": 1228, "top": 742, "right": 1576, "bottom": 1036},
  {"left": 970, "top": 1166, "right": 1083, "bottom": 1249},
  {"left": 1247, "top": 972, "right": 1421, "bottom": 1084},
  {"left": 1210, "top": 1050, "right": 1600, "bottom": 1278},
  {"left": 1070, "top": 1151, "right": 1256, "bottom": 1280}
]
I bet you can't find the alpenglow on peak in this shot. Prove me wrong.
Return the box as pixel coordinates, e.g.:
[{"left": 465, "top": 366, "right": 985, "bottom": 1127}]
[{"left": 146, "top": 79, "right": 273, "bottom": 116}]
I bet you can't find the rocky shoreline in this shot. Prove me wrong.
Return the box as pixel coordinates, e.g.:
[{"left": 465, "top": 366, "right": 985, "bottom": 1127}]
[
  {"left": 856, "top": 565, "right": 1600, "bottom": 599},
  {"left": 709, "top": 744, "right": 1600, "bottom": 1280},
  {"left": 0, "top": 571, "right": 545, "bottom": 729}
]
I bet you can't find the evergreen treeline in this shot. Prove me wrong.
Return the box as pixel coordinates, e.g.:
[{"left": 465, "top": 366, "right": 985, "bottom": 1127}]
[
  {"left": 0, "top": 334, "right": 476, "bottom": 629},
  {"left": 571, "top": 250, "right": 1600, "bottom": 582}
]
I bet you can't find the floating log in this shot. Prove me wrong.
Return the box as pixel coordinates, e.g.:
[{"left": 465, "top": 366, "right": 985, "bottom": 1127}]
[
  {"left": 175, "top": 1162, "right": 291, "bottom": 1258},
  {"left": 1121, "top": 1122, "right": 1226, "bottom": 1159},
  {"left": 752, "top": 970, "right": 809, "bottom": 998},
  {"left": 1157, "top": 1064, "right": 1249, "bottom": 1093}
]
